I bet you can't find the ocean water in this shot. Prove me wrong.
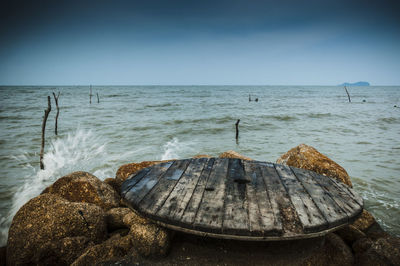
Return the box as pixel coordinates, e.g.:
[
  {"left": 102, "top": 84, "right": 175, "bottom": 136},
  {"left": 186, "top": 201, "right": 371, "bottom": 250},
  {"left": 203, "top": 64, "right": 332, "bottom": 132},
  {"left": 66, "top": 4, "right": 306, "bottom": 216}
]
[{"left": 0, "top": 85, "right": 399, "bottom": 245}]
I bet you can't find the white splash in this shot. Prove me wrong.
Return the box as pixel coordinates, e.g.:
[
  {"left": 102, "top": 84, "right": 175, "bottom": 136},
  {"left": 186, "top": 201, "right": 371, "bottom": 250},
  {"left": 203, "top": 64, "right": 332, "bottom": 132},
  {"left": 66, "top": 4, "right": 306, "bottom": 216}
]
[
  {"left": 0, "top": 129, "right": 111, "bottom": 246},
  {"left": 161, "top": 138, "right": 185, "bottom": 160}
]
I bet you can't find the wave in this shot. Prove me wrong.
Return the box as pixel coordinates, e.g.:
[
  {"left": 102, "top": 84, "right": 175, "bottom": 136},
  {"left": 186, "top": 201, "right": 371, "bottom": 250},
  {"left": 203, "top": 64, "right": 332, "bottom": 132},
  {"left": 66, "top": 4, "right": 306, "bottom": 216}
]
[
  {"left": 379, "top": 117, "right": 400, "bottom": 124},
  {"left": 160, "top": 138, "right": 194, "bottom": 160},
  {"left": 306, "top": 113, "right": 332, "bottom": 119},
  {"left": 163, "top": 116, "right": 237, "bottom": 126},
  {"left": 0, "top": 129, "right": 117, "bottom": 246},
  {"left": 145, "top": 103, "right": 178, "bottom": 108},
  {"left": 260, "top": 115, "right": 298, "bottom": 121}
]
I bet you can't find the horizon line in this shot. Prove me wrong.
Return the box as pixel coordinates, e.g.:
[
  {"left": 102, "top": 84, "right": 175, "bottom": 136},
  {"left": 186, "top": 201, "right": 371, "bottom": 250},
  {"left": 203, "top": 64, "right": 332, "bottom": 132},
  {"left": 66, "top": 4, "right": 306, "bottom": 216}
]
[{"left": 2, "top": 83, "right": 399, "bottom": 87}]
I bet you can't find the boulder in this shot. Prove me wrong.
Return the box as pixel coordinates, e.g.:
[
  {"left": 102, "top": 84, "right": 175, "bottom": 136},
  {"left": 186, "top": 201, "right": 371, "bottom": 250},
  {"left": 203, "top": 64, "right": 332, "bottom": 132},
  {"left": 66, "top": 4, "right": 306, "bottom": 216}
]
[
  {"left": 352, "top": 237, "right": 374, "bottom": 254},
  {"left": 42, "top": 171, "right": 120, "bottom": 210},
  {"left": 371, "top": 236, "right": 400, "bottom": 265},
  {"left": 302, "top": 233, "right": 354, "bottom": 266},
  {"left": 276, "top": 144, "right": 352, "bottom": 187},
  {"left": 355, "top": 236, "right": 400, "bottom": 266},
  {"left": 115, "top": 160, "right": 170, "bottom": 189},
  {"left": 192, "top": 154, "right": 212, "bottom": 158},
  {"left": 122, "top": 211, "right": 150, "bottom": 227},
  {"left": 352, "top": 209, "right": 376, "bottom": 232},
  {"left": 219, "top": 150, "right": 252, "bottom": 161},
  {"left": 0, "top": 246, "right": 5, "bottom": 266},
  {"left": 106, "top": 207, "right": 132, "bottom": 231},
  {"left": 104, "top": 178, "right": 120, "bottom": 195},
  {"left": 6, "top": 194, "right": 107, "bottom": 265},
  {"left": 336, "top": 225, "right": 366, "bottom": 245},
  {"left": 324, "top": 233, "right": 354, "bottom": 266},
  {"left": 33, "top": 236, "right": 94, "bottom": 266},
  {"left": 72, "top": 234, "right": 134, "bottom": 266},
  {"left": 129, "top": 223, "right": 171, "bottom": 257},
  {"left": 365, "top": 222, "right": 391, "bottom": 240}
]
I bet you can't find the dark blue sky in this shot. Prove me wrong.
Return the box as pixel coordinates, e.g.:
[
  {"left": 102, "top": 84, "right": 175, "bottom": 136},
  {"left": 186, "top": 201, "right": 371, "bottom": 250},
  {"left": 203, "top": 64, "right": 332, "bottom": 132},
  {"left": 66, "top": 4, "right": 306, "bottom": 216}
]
[{"left": 1, "top": 0, "right": 399, "bottom": 85}]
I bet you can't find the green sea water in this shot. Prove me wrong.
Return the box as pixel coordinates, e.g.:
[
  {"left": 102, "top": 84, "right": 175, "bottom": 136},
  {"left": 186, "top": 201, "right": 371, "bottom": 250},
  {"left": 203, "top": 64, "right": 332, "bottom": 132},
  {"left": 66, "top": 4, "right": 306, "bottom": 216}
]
[{"left": 0, "top": 85, "right": 399, "bottom": 245}]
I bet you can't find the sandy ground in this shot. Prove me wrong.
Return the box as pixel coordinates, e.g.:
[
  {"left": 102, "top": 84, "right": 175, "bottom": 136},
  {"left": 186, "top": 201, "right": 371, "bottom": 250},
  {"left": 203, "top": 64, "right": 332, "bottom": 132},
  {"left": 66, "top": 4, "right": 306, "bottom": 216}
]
[{"left": 101, "top": 232, "right": 325, "bottom": 266}]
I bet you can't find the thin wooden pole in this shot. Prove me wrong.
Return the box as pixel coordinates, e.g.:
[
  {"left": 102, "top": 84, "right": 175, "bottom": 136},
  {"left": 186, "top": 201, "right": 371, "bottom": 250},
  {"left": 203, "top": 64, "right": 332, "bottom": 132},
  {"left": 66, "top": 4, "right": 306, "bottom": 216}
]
[
  {"left": 40, "top": 96, "right": 51, "bottom": 170},
  {"left": 235, "top": 119, "right": 240, "bottom": 140},
  {"left": 344, "top": 86, "right": 351, "bottom": 102},
  {"left": 97, "top": 92, "right": 99, "bottom": 103},
  {"left": 89, "top": 85, "right": 92, "bottom": 104},
  {"left": 52, "top": 92, "right": 60, "bottom": 135}
]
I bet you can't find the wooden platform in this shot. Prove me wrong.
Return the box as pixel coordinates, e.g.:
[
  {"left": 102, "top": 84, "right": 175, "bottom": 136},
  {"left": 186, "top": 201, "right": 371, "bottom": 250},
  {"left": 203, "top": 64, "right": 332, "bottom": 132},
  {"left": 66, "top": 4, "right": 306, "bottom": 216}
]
[{"left": 121, "top": 158, "right": 363, "bottom": 240}]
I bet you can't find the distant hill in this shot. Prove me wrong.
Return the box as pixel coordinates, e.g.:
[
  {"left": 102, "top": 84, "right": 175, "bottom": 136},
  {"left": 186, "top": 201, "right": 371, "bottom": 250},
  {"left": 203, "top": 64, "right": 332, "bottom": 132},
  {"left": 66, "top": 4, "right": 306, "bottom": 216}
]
[{"left": 340, "top": 81, "right": 370, "bottom": 86}]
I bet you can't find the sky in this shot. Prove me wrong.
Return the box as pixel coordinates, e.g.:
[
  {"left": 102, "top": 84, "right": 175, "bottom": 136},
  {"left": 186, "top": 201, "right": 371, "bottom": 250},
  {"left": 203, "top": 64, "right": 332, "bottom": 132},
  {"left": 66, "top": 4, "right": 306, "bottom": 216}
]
[{"left": 0, "top": 0, "right": 399, "bottom": 85}]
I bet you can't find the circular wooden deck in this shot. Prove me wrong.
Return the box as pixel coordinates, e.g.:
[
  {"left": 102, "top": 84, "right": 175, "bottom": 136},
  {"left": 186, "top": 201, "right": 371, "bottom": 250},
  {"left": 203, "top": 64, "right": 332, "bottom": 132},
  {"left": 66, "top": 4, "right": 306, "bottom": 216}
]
[{"left": 121, "top": 158, "right": 363, "bottom": 240}]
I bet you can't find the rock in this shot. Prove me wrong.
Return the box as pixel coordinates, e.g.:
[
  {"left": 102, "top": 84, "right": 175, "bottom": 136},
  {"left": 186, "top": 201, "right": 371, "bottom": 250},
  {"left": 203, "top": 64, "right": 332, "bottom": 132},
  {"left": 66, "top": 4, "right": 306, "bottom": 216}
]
[
  {"left": 104, "top": 178, "right": 120, "bottom": 195},
  {"left": 42, "top": 171, "right": 120, "bottom": 210},
  {"left": 336, "top": 225, "right": 366, "bottom": 245},
  {"left": 33, "top": 236, "right": 94, "bottom": 266},
  {"left": 352, "top": 209, "right": 376, "bottom": 232},
  {"left": 219, "top": 150, "right": 252, "bottom": 161},
  {"left": 352, "top": 237, "right": 374, "bottom": 254},
  {"left": 7, "top": 194, "right": 107, "bottom": 266},
  {"left": 106, "top": 207, "right": 132, "bottom": 231},
  {"left": 354, "top": 236, "right": 400, "bottom": 265},
  {"left": 371, "top": 236, "right": 400, "bottom": 265},
  {"left": 324, "top": 233, "right": 354, "bottom": 265},
  {"left": 115, "top": 160, "right": 170, "bottom": 189},
  {"left": 0, "top": 246, "right": 5, "bottom": 266},
  {"left": 72, "top": 234, "right": 134, "bottom": 266},
  {"left": 365, "top": 222, "right": 390, "bottom": 240},
  {"left": 355, "top": 250, "right": 389, "bottom": 266},
  {"left": 192, "top": 154, "right": 212, "bottom": 158},
  {"left": 302, "top": 233, "right": 354, "bottom": 266},
  {"left": 129, "top": 223, "right": 171, "bottom": 257},
  {"left": 108, "top": 228, "right": 130, "bottom": 238},
  {"left": 123, "top": 211, "right": 150, "bottom": 227},
  {"left": 276, "top": 144, "right": 352, "bottom": 187}
]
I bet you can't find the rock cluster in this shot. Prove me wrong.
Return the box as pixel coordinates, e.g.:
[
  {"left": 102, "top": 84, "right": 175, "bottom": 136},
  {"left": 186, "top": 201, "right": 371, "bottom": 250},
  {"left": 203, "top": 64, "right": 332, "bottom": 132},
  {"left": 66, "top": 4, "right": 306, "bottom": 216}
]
[
  {"left": 6, "top": 171, "right": 171, "bottom": 265},
  {"left": 3, "top": 147, "right": 399, "bottom": 265}
]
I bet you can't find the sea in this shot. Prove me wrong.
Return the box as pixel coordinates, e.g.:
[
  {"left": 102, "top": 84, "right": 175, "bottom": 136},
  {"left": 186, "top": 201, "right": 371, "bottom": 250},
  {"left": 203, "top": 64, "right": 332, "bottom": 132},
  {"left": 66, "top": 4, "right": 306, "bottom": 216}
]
[{"left": 0, "top": 85, "right": 399, "bottom": 245}]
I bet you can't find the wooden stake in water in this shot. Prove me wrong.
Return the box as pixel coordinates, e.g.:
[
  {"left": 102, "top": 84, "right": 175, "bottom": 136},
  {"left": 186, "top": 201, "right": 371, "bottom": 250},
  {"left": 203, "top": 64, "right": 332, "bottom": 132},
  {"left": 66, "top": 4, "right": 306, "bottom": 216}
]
[
  {"left": 40, "top": 96, "right": 51, "bottom": 170},
  {"left": 89, "top": 85, "right": 93, "bottom": 104},
  {"left": 344, "top": 86, "right": 351, "bottom": 102},
  {"left": 52, "top": 92, "right": 60, "bottom": 135},
  {"left": 235, "top": 119, "right": 240, "bottom": 141},
  {"left": 97, "top": 92, "right": 99, "bottom": 103}
]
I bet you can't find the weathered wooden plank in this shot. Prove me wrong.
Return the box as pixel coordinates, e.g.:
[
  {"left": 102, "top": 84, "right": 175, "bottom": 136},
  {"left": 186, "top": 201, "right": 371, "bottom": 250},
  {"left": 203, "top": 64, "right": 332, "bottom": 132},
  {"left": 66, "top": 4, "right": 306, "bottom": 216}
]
[
  {"left": 328, "top": 177, "right": 364, "bottom": 207},
  {"left": 157, "top": 158, "right": 209, "bottom": 223},
  {"left": 193, "top": 158, "right": 229, "bottom": 232},
  {"left": 123, "top": 161, "right": 173, "bottom": 207},
  {"left": 274, "top": 164, "right": 328, "bottom": 233},
  {"left": 308, "top": 170, "right": 363, "bottom": 220},
  {"left": 258, "top": 162, "right": 303, "bottom": 234},
  {"left": 122, "top": 158, "right": 363, "bottom": 240},
  {"left": 138, "top": 159, "right": 191, "bottom": 214},
  {"left": 120, "top": 167, "right": 152, "bottom": 197},
  {"left": 243, "top": 161, "right": 282, "bottom": 236},
  {"left": 180, "top": 158, "right": 215, "bottom": 225},
  {"left": 291, "top": 167, "right": 348, "bottom": 227},
  {"left": 223, "top": 159, "right": 249, "bottom": 235}
]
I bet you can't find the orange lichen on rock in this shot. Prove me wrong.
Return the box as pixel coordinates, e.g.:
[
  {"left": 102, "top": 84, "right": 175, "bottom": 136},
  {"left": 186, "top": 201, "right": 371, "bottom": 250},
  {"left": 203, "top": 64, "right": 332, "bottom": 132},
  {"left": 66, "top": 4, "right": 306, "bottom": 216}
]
[
  {"left": 276, "top": 144, "right": 352, "bottom": 187},
  {"left": 42, "top": 171, "right": 120, "bottom": 210},
  {"left": 219, "top": 150, "right": 252, "bottom": 161}
]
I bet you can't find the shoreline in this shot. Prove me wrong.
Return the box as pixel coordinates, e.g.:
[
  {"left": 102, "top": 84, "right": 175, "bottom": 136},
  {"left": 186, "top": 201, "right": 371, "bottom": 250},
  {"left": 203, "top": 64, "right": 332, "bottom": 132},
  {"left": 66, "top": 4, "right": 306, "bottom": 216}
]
[{"left": 2, "top": 147, "right": 399, "bottom": 265}]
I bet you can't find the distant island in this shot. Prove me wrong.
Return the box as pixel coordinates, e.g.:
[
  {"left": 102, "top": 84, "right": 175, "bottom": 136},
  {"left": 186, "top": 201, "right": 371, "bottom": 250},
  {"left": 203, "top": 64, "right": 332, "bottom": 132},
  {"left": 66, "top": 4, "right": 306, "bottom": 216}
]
[{"left": 339, "top": 81, "right": 370, "bottom": 86}]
